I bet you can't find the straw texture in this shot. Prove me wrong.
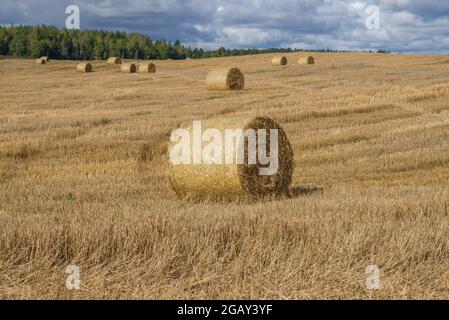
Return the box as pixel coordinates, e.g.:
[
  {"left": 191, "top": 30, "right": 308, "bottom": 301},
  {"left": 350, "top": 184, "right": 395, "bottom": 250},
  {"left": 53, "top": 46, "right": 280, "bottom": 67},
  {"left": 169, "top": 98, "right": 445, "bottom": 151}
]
[
  {"left": 298, "top": 56, "right": 315, "bottom": 65},
  {"left": 121, "top": 63, "right": 137, "bottom": 73},
  {"left": 76, "top": 62, "right": 93, "bottom": 72},
  {"left": 107, "top": 57, "right": 122, "bottom": 65},
  {"left": 206, "top": 68, "right": 245, "bottom": 91},
  {"left": 272, "top": 56, "right": 288, "bottom": 66},
  {"left": 169, "top": 117, "right": 293, "bottom": 200},
  {"left": 139, "top": 62, "right": 156, "bottom": 73}
]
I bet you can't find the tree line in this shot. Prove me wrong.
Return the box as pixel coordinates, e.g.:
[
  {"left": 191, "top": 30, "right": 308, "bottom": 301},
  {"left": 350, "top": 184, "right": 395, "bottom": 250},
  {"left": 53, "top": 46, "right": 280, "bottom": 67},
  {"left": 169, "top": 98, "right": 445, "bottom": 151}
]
[{"left": 0, "top": 25, "right": 386, "bottom": 61}]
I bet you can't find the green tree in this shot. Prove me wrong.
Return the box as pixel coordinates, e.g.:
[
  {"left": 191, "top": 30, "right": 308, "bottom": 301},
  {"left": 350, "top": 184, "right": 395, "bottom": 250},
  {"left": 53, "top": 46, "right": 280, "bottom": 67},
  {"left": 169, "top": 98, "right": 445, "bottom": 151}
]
[
  {"left": 115, "top": 38, "right": 126, "bottom": 59},
  {"left": 60, "top": 32, "right": 72, "bottom": 59},
  {"left": 93, "top": 35, "right": 105, "bottom": 60},
  {"left": 127, "top": 34, "right": 141, "bottom": 59},
  {"left": 0, "top": 29, "right": 8, "bottom": 54},
  {"left": 28, "top": 28, "right": 42, "bottom": 57},
  {"left": 0, "top": 24, "right": 326, "bottom": 61},
  {"left": 39, "top": 39, "right": 51, "bottom": 56},
  {"left": 9, "top": 34, "right": 28, "bottom": 56}
]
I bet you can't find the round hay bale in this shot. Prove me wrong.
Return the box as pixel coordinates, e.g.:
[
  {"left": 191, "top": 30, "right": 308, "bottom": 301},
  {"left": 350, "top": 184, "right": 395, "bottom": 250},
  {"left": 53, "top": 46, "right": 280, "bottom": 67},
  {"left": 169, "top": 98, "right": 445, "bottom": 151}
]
[
  {"left": 272, "top": 56, "right": 288, "bottom": 66},
  {"left": 139, "top": 62, "right": 156, "bottom": 73},
  {"left": 168, "top": 116, "right": 294, "bottom": 200},
  {"left": 76, "top": 62, "right": 93, "bottom": 72},
  {"left": 121, "top": 63, "right": 137, "bottom": 73},
  {"left": 107, "top": 57, "right": 122, "bottom": 65},
  {"left": 36, "top": 58, "right": 46, "bottom": 65},
  {"left": 206, "top": 67, "right": 245, "bottom": 91},
  {"left": 41, "top": 56, "right": 49, "bottom": 62},
  {"left": 298, "top": 56, "right": 315, "bottom": 65}
]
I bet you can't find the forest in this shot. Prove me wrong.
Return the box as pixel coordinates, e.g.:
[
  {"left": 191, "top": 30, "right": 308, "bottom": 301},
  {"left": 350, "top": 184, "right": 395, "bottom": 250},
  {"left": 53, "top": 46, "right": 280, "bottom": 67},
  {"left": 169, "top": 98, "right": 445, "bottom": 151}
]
[{"left": 0, "top": 25, "right": 361, "bottom": 60}]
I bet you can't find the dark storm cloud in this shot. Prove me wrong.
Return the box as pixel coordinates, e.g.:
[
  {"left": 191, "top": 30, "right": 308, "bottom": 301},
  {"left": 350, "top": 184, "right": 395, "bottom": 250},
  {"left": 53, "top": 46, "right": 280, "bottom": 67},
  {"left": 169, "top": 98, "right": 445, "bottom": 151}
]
[{"left": 1, "top": 0, "right": 449, "bottom": 52}]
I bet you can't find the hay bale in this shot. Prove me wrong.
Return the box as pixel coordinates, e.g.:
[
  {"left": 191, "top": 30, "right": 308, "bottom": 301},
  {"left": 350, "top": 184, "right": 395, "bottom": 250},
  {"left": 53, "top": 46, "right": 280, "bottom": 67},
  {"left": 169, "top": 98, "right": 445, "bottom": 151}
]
[
  {"left": 107, "top": 57, "right": 122, "bottom": 65},
  {"left": 36, "top": 58, "right": 46, "bottom": 65},
  {"left": 41, "top": 56, "right": 49, "bottom": 62},
  {"left": 298, "top": 56, "right": 315, "bottom": 65},
  {"left": 139, "top": 62, "right": 156, "bottom": 73},
  {"left": 206, "top": 67, "right": 245, "bottom": 91},
  {"left": 76, "top": 62, "right": 93, "bottom": 72},
  {"left": 272, "top": 56, "right": 288, "bottom": 66},
  {"left": 121, "top": 63, "right": 137, "bottom": 73},
  {"left": 169, "top": 117, "right": 294, "bottom": 200}
]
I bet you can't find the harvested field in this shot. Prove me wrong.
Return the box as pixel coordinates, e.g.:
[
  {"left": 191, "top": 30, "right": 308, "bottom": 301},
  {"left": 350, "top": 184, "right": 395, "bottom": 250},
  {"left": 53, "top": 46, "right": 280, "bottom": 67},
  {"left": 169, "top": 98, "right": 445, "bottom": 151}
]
[{"left": 1, "top": 53, "right": 449, "bottom": 299}]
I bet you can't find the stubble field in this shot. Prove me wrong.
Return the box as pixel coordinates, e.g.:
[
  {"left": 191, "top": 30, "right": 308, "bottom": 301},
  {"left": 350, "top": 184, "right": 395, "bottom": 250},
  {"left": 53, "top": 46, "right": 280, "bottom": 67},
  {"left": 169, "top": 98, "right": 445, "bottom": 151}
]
[{"left": 1, "top": 52, "right": 449, "bottom": 299}]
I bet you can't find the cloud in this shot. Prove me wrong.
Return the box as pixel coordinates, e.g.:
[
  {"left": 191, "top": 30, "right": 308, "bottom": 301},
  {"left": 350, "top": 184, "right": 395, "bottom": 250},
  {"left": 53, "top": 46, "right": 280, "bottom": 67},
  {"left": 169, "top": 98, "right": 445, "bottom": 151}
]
[{"left": 1, "top": 0, "right": 449, "bottom": 52}]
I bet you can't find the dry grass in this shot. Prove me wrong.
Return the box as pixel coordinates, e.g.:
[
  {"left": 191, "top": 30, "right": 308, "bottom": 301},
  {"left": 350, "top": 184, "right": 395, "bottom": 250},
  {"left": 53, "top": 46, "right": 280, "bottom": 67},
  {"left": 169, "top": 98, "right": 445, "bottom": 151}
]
[{"left": 1, "top": 53, "right": 449, "bottom": 299}]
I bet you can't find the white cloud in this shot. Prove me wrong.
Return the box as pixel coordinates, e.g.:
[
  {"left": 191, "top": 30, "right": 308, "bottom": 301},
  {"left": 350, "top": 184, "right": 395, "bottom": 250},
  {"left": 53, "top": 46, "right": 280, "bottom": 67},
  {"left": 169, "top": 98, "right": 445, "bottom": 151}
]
[{"left": 220, "top": 27, "right": 276, "bottom": 45}]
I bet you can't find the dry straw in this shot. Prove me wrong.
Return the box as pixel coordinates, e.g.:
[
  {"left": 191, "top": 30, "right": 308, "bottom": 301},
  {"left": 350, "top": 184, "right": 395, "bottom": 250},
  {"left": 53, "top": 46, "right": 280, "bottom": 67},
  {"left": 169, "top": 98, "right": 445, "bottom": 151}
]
[
  {"left": 76, "top": 62, "right": 93, "bottom": 72},
  {"left": 36, "top": 58, "right": 46, "bottom": 65},
  {"left": 107, "top": 57, "right": 122, "bottom": 65},
  {"left": 169, "top": 117, "right": 294, "bottom": 200},
  {"left": 121, "top": 63, "right": 137, "bottom": 73},
  {"left": 206, "top": 67, "right": 245, "bottom": 91},
  {"left": 298, "top": 56, "right": 315, "bottom": 65},
  {"left": 272, "top": 56, "right": 288, "bottom": 66},
  {"left": 139, "top": 62, "right": 156, "bottom": 73}
]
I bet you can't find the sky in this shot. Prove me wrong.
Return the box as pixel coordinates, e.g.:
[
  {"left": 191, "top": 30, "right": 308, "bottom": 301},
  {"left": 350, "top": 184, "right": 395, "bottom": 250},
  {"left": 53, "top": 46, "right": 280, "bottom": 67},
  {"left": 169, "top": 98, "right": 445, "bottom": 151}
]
[{"left": 1, "top": 0, "right": 449, "bottom": 53}]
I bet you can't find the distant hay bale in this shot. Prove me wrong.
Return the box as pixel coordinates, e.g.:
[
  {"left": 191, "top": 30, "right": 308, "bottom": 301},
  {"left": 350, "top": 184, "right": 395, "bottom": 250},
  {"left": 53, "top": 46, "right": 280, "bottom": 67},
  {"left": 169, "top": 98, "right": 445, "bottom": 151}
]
[
  {"left": 272, "top": 56, "right": 288, "bottom": 66},
  {"left": 107, "top": 57, "right": 122, "bottom": 65},
  {"left": 139, "top": 62, "right": 156, "bottom": 73},
  {"left": 121, "top": 63, "right": 137, "bottom": 73},
  {"left": 206, "top": 67, "right": 245, "bottom": 91},
  {"left": 169, "top": 116, "right": 294, "bottom": 200},
  {"left": 76, "top": 62, "right": 93, "bottom": 72},
  {"left": 36, "top": 58, "right": 46, "bottom": 65},
  {"left": 298, "top": 56, "right": 315, "bottom": 65},
  {"left": 41, "top": 56, "right": 49, "bottom": 62}
]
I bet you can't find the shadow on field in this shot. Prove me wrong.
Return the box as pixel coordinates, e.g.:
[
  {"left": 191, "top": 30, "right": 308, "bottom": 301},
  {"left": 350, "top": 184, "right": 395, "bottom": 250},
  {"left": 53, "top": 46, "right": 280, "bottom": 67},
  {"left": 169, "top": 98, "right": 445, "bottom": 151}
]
[
  {"left": 171, "top": 186, "right": 324, "bottom": 204},
  {"left": 288, "top": 185, "right": 324, "bottom": 198}
]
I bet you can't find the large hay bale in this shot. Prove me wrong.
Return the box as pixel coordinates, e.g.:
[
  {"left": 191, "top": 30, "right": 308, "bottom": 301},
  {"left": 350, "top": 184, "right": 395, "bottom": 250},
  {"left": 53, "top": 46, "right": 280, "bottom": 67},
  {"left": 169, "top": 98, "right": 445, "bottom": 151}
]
[
  {"left": 168, "top": 117, "right": 294, "bottom": 200},
  {"left": 107, "top": 57, "right": 122, "bottom": 65},
  {"left": 139, "top": 62, "right": 156, "bottom": 73},
  {"left": 41, "top": 56, "right": 49, "bottom": 62},
  {"left": 272, "top": 56, "right": 288, "bottom": 66},
  {"left": 76, "top": 62, "right": 93, "bottom": 72},
  {"left": 298, "top": 56, "right": 315, "bottom": 65},
  {"left": 36, "top": 58, "right": 46, "bottom": 65},
  {"left": 121, "top": 63, "right": 137, "bottom": 73},
  {"left": 206, "top": 67, "right": 245, "bottom": 91}
]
